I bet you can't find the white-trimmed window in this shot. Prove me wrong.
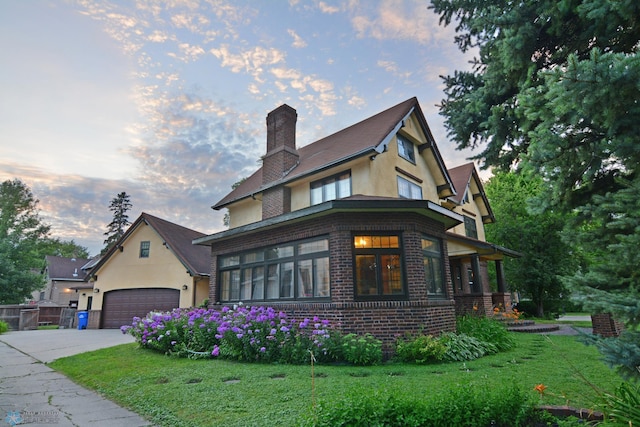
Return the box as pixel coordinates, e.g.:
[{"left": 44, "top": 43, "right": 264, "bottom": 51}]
[{"left": 397, "top": 176, "right": 423, "bottom": 199}]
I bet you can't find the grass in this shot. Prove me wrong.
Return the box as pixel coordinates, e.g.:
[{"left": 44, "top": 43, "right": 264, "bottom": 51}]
[{"left": 49, "top": 332, "right": 623, "bottom": 427}]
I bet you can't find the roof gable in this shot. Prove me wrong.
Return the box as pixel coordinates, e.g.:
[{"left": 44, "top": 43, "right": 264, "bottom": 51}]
[
  {"left": 214, "top": 97, "right": 455, "bottom": 209},
  {"left": 44, "top": 255, "right": 92, "bottom": 281},
  {"left": 90, "top": 213, "right": 210, "bottom": 278},
  {"left": 448, "top": 162, "right": 495, "bottom": 223}
]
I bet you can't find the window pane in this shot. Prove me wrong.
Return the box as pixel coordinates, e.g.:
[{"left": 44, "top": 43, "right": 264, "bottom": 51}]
[
  {"left": 324, "top": 177, "right": 336, "bottom": 200},
  {"left": 220, "top": 255, "right": 240, "bottom": 267},
  {"left": 298, "top": 259, "right": 313, "bottom": 297},
  {"left": 381, "top": 254, "right": 403, "bottom": 295},
  {"left": 281, "top": 262, "right": 294, "bottom": 298},
  {"left": 229, "top": 270, "right": 240, "bottom": 301},
  {"left": 241, "top": 268, "right": 252, "bottom": 300},
  {"left": 337, "top": 174, "right": 351, "bottom": 198},
  {"left": 311, "top": 185, "right": 323, "bottom": 205},
  {"left": 298, "top": 239, "right": 328, "bottom": 255},
  {"left": 422, "top": 237, "right": 440, "bottom": 253},
  {"left": 139, "top": 241, "right": 150, "bottom": 258},
  {"left": 220, "top": 270, "right": 231, "bottom": 301},
  {"left": 266, "top": 246, "right": 293, "bottom": 259},
  {"left": 355, "top": 255, "right": 378, "bottom": 295},
  {"left": 315, "top": 257, "right": 330, "bottom": 297},
  {"left": 397, "top": 176, "right": 410, "bottom": 198},
  {"left": 397, "top": 135, "right": 415, "bottom": 162},
  {"left": 411, "top": 183, "right": 423, "bottom": 199},
  {"left": 266, "top": 264, "right": 279, "bottom": 299},
  {"left": 252, "top": 267, "right": 264, "bottom": 299},
  {"left": 243, "top": 251, "right": 264, "bottom": 263}
]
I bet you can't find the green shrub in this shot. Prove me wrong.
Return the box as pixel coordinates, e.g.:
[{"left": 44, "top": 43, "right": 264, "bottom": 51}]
[
  {"left": 341, "top": 333, "right": 382, "bottom": 366},
  {"left": 440, "top": 332, "right": 496, "bottom": 362},
  {"left": 0, "top": 320, "right": 8, "bottom": 334},
  {"left": 310, "top": 382, "right": 549, "bottom": 426},
  {"left": 395, "top": 333, "right": 447, "bottom": 364},
  {"left": 456, "top": 315, "right": 515, "bottom": 352}
]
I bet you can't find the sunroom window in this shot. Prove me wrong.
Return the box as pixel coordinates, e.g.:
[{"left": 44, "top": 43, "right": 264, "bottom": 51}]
[
  {"left": 219, "top": 237, "right": 330, "bottom": 302},
  {"left": 354, "top": 234, "right": 405, "bottom": 299},
  {"left": 422, "top": 236, "right": 446, "bottom": 298}
]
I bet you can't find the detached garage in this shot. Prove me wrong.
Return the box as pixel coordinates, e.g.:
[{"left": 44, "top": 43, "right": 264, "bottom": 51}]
[
  {"left": 78, "top": 213, "right": 211, "bottom": 329},
  {"left": 101, "top": 288, "right": 180, "bottom": 328}
]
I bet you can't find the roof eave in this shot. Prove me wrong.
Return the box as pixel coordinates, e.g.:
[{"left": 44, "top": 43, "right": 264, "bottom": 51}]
[{"left": 195, "top": 199, "right": 463, "bottom": 246}]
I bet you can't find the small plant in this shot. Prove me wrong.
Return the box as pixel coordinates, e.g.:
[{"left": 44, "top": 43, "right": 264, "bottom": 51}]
[
  {"left": 341, "top": 333, "right": 382, "bottom": 366},
  {"left": 0, "top": 320, "right": 8, "bottom": 334},
  {"left": 395, "top": 333, "right": 447, "bottom": 364},
  {"left": 440, "top": 332, "right": 495, "bottom": 362},
  {"left": 599, "top": 381, "right": 640, "bottom": 426},
  {"left": 456, "top": 314, "right": 515, "bottom": 352}
]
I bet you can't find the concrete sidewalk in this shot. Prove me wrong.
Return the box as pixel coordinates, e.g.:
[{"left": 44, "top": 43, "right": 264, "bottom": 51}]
[{"left": 0, "top": 329, "right": 154, "bottom": 426}]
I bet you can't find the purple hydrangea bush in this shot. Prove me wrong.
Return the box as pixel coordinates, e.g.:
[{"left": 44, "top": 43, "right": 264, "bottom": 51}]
[{"left": 121, "top": 305, "right": 347, "bottom": 364}]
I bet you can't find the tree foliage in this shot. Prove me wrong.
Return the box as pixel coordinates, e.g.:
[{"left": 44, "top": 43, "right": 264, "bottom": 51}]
[
  {"left": 484, "top": 172, "right": 576, "bottom": 318},
  {"left": 0, "top": 179, "right": 49, "bottom": 303},
  {"left": 431, "top": 0, "right": 640, "bottom": 379},
  {"left": 0, "top": 179, "right": 90, "bottom": 304},
  {"left": 103, "top": 192, "right": 132, "bottom": 254}
]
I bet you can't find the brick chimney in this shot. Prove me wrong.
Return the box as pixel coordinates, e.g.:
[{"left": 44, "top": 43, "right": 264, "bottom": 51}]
[{"left": 261, "top": 104, "right": 299, "bottom": 220}]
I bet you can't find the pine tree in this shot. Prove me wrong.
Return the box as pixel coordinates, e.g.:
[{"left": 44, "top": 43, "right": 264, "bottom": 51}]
[
  {"left": 102, "top": 192, "right": 132, "bottom": 254},
  {"left": 431, "top": 0, "right": 640, "bottom": 379}
]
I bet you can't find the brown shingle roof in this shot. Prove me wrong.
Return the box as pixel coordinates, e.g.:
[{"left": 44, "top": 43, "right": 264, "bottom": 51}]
[
  {"left": 89, "top": 213, "right": 210, "bottom": 278},
  {"left": 447, "top": 162, "right": 476, "bottom": 204},
  {"left": 44, "top": 255, "right": 92, "bottom": 281},
  {"left": 214, "top": 97, "right": 453, "bottom": 209}
]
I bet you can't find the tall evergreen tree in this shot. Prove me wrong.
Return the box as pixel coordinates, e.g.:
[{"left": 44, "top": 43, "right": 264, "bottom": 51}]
[
  {"left": 431, "top": 0, "right": 640, "bottom": 379},
  {"left": 102, "top": 192, "right": 132, "bottom": 254}
]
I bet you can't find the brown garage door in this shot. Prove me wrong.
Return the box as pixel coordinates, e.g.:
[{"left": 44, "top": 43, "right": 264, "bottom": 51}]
[{"left": 102, "top": 288, "right": 180, "bottom": 329}]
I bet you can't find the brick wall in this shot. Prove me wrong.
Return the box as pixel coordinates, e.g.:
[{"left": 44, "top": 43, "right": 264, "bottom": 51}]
[
  {"left": 208, "top": 210, "right": 456, "bottom": 350},
  {"left": 591, "top": 313, "right": 624, "bottom": 337}
]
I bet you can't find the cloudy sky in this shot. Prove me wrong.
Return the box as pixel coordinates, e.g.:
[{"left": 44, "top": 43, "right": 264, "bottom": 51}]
[{"left": 0, "top": 0, "right": 479, "bottom": 256}]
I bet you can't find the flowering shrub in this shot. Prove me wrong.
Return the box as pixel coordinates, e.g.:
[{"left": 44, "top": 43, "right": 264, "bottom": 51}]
[{"left": 121, "top": 305, "right": 363, "bottom": 365}]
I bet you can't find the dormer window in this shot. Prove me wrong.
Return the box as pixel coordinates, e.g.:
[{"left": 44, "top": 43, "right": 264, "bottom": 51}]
[
  {"left": 310, "top": 171, "right": 351, "bottom": 205},
  {"left": 397, "top": 134, "right": 415, "bottom": 163}
]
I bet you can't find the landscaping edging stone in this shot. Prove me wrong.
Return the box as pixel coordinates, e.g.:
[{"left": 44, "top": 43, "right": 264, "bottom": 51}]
[{"left": 538, "top": 405, "right": 604, "bottom": 422}]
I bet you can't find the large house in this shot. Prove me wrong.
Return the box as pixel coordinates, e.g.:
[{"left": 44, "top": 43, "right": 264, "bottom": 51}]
[
  {"left": 78, "top": 213, "right": 210, "bottom": 328},
  {"left": 194, "top": 97, "right": 517, "bottom": 349}
]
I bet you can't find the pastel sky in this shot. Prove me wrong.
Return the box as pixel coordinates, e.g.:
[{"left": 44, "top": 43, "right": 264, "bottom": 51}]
[{"left": 0, "top": 0, "right": 480, "bottom": 256}]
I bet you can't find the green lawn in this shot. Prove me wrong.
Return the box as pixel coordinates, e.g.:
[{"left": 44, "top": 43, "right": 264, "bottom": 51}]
[{"left": 49, "top": 332, "right": 623, "bottom": 427}]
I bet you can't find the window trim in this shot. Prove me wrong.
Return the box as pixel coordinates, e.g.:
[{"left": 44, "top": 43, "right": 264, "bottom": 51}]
[
  {"left": 397, "top": 175, "right": 423, "bottom": 199},
  {"left": 353, "top": 233, "right": 407, "bottom": 301},
  {"left": 218, "top": 237, "right": 330, "bottom": 302},
  {"left": 139, "top": 241, "right": 150, "bottom": 258},
  {"left": 396, "top": 134, "right": 416, "bottom": 164}
]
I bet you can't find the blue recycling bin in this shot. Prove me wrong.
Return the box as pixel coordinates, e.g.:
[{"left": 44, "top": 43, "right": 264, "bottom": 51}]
[{"left": 77, "top": 311, "right": 88, "bottom": 330}]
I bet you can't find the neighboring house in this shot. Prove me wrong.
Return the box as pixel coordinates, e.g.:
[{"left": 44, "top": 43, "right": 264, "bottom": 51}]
[
  {"left": 38, "top": 255, "right": 93, "bottom": 307},
  {"left": 80, "top": 213, "right": 210, "bottom": 329},
  {"left": 194, "top": 97, "right": 517, "bottom": 350}
]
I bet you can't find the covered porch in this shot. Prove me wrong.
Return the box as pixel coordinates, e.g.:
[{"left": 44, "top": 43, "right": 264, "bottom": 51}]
[{"left": 446, "top": 232, "right": 521, "bottom": 316}]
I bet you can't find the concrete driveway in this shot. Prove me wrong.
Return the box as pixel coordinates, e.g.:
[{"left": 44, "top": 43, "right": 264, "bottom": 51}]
[
  {"left": 0, "top": 329, "right": 153, "bottom": 426},
  {"left": 0, "top": 328, "right": 135, "bottom": 363}
]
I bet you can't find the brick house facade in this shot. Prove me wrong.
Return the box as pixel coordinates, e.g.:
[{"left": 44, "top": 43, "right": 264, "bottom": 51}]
[{"left": 195, "top": 97, "right": 517, "bottom": 350}]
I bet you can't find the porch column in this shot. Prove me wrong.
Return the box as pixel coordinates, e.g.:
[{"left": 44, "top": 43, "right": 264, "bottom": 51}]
[
  {"left": 470, "top": 254, "right": 482, "bottom": 293},
  {"left": 495, "top": 260, "right": 507, "bottom": 293}
]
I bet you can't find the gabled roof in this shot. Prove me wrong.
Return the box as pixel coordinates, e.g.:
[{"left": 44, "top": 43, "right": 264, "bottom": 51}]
[
  {"left": 448, "top": 162, "right": 495, "bottom": 224},
  {"left": 213, "top": 97, "right": 455, "bottom": 209},
  {"left": 89, "top": 212, "right": 210, "bottom": 279},
  {"left": 44, "top": 255, "right": 92, "bottom": 281}
]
